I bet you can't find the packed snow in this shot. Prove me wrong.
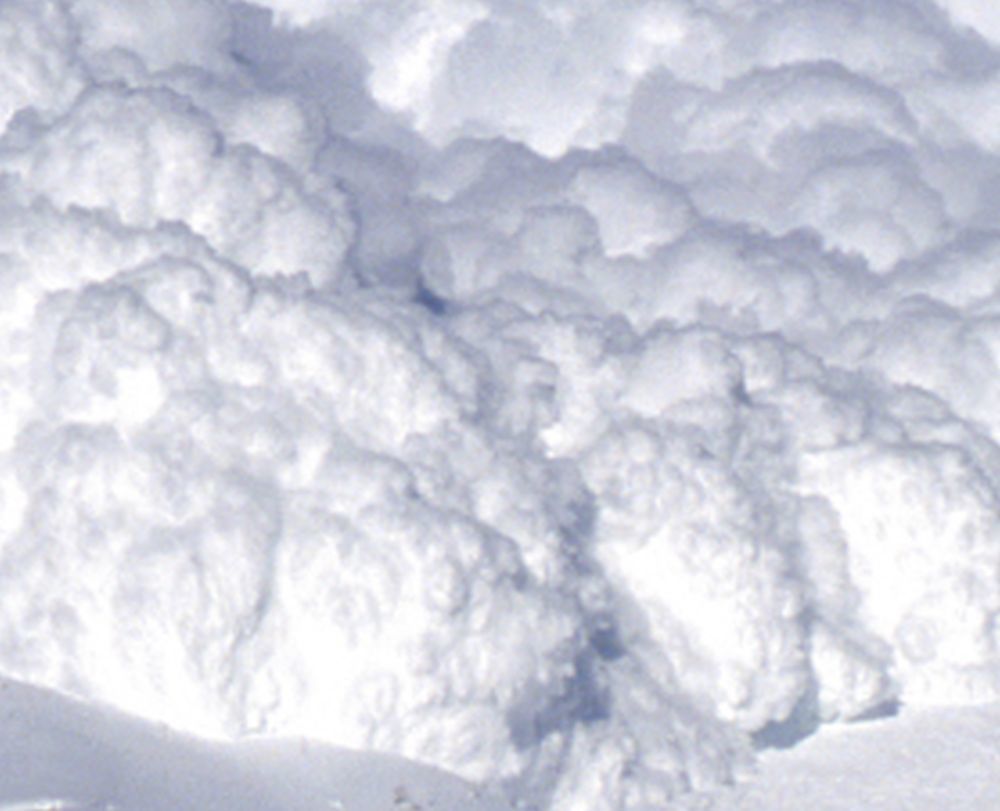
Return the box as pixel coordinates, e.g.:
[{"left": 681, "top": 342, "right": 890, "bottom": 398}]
[
  {"left": 1, "top": 0, "right": 1000, "bottom": 809},
  {"left": 675, "top": 703, "right": 1000, "bottom": 810},
  {"left": 0, "top": 675, "right": 515, "bottom": 811}
]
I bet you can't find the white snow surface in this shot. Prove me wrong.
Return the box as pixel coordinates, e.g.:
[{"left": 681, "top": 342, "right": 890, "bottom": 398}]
[
  {"left": 3, "top": 677, "right": 998, "bottom": 811},
  {"left": 0, "top": 675, "right": 515, "bottom": 811},
  {"left": 676, "top": 703, "right": 1000, "bottom": 810},
  {"left": 1, "top": 0, "right": 1000, "bottom": 809}
]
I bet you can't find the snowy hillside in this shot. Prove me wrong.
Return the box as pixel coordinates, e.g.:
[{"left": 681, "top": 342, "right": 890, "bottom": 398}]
[
  {"left": 1, "top": 0, "right": 1000, "bottom": 808},
  {"left": 2, "top": 676, "right": 998, "bottom": 810},
  {"left": 0, "top": 676, "right": 514, "bottom": 811}
]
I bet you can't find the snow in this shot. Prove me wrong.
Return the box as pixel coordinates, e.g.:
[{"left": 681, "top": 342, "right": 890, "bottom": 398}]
[
  {"left": 0, "top": 0, "right": 999, "bottom": 809},
  {"left": 676, "top": 704, "right": 1000, "bottom": 810},
  {"left": 4, "top": 680, "right": 998, "bottom": 811},
  {"left": 0, "top": 676, "right": 514, "bottom": 811}
]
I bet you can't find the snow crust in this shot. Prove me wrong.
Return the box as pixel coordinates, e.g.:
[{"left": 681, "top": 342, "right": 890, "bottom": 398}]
[{"left": 2, "top": 0, "right": 1000, "bottom": 809}]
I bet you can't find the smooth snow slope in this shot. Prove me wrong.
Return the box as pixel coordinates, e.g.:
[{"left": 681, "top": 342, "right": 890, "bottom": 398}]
[
  {"left": 2, "top": 0, "right": 1000, "bottom": 809},
  {"left": 0, "top": 676, "right": 513, "bottom": 811},
  {"left": 2, "top": 675, "right": 996, "bottom": 811},
  {"left": 678, "top": 704, "right": 1000, "bottom": 811}
]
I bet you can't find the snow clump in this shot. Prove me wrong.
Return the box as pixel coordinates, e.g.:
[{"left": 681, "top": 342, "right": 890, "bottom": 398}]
[{"left": 1, "top": 1, "right": 1000, "bottom": 809}]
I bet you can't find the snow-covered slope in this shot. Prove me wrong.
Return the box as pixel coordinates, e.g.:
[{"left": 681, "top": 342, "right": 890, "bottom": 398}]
[
  {"left": 3, "top": 676, "right": 996, "bottom": 811},
  {"left": 2, "top": 0, "right": 1000, "bottom": 809},
  {"left": 0, "top": 676, "right": 513, "bottom": 811},
  {"left": 680, "top": 704, "right": 1000, "bottom": 811}
]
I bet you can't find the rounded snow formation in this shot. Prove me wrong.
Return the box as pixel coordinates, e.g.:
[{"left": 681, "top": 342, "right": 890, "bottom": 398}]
[{"left": 2, "top": 1, "right": 1000, "bottom": 809}]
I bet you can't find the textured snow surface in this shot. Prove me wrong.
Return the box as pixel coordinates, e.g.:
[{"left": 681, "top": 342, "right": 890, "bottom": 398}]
[{"left": 2, "top": 0, "right": 1000, "bottom": 809}]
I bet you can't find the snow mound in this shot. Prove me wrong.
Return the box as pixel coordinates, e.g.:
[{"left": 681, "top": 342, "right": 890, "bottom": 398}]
[
  {"left": 1, "top": 1, "right": 999, "bottom": 809},
  {"left": 0, "top": 676, "right": 514, "bottom": 811}
]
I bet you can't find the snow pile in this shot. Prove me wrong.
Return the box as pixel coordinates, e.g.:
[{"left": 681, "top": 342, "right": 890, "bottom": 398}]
[{"left": 1, "top": 1, "right": 1000, "bottom": 809}]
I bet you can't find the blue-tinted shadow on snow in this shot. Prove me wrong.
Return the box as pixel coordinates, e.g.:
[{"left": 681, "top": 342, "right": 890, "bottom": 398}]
[
  {"left": 752, "top": 685, "right": 901, "bottom": 751},
  {"left": 751, "top": 686, "right": 821, "bottom": 751}
]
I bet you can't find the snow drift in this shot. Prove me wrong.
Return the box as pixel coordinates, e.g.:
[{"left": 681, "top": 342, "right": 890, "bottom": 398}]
[
  {"left": 0, "top": 675, "right": 514, "bottom": 811},
  {"left": 1, "top": 0, "right": 1000, "bottom": 809}
]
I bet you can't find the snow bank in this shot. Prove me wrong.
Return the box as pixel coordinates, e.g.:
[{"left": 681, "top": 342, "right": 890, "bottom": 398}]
[
  {"left": 0, "top": 676, "right": 514, "bottom": 811},
  {"left": 1, "top": 0, "right": 1000, "bottom": 809}
]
